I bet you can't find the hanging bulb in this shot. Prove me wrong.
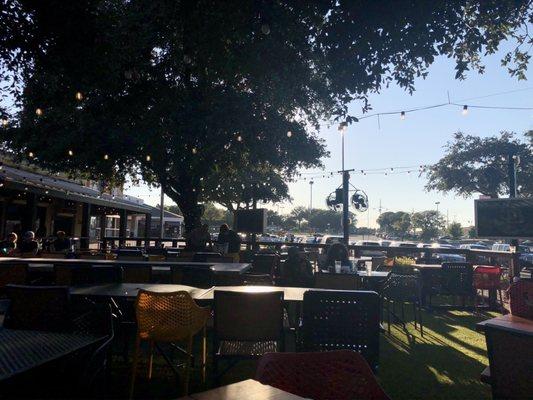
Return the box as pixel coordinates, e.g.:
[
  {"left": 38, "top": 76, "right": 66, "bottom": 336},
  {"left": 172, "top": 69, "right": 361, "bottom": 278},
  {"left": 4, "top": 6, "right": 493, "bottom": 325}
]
[
  {"left": 28, "top": 151, "right": 34, "bottom": 158},
  {"left": 261, "top": 23, "right": 270, "bottom": 35},
  {"left": 390, "top": 167, "right": 394, "bottom": 171},
  {"left": 68, "top": 149, "right": 74, "bottom": 157},
  {"left": 104, "top": 154, "right": 109, "bottom": 160},
  {"left": 400, "top": 111, "right": 405, "bottom": 120},
  {"left": 146, "top": 154, "right": 151, "bottom": 162},
  {"left": 1, "top": 117, "right": 8, "bottom": 127},
  {"left": 237, "top": 135, "right": 242, "bottom": 142},
  {"left": 287, "top": 131, "right": 292, "bottom": 137},
  {"left": 192, "top": 148, "right": 197, "bottom": 154},
  {"left": 75, "top": 91, "right": 83, "bottom": 101},
  {"left": 462, "top": 105, "right": 468, "bottom": 116},
  {"left": 35, "top": 108, "right": 43, "bottom": 116}
]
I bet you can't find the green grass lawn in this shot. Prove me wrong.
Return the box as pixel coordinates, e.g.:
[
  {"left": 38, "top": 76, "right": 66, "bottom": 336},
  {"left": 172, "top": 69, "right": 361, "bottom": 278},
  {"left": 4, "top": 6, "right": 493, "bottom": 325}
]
[{"left": 114, "top": 305, "right": 496, "bottom": 400}]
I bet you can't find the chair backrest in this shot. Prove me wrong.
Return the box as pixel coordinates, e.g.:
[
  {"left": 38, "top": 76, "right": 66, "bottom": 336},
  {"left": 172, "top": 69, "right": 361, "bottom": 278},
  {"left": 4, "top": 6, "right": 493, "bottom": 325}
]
[
  {"left": 171, "top": 265, "right": 214, "bottom": 288},
  {"left": 441, "top": 262, "right": 474, "bottom": 295},
  {"left": 122, "top": 265, "right": 152, "bottom": 283},
  {"left": 509, "top": 279, "right": 533, "bottom": 319},
  {"left": 55, "top": 264, "right": 92, "bottom": 286},
  {"left": 135, "top": 290, "right": 209, "bottom": 341},
  {"left": 473, "top": 265, "right": 502, "bottom": 291},
  {"left": 301, "top": 290, "right": 380, "bottom": 370},
  {"left": 4, "top": 285, "right": 71, "bottom": 331},
  {"left": 252, "top": 254, "right": 279, "bottom": 275},
  {"left": 0, "top": 263, "right": 27, "bottom": 288},
  {"left": 255, "top": 350, "right": 390, "bottom": 400},
  {"left": 214, "top": 290, "right": 284, "bottom": 342},
  {"left": 314, "top": 273, "right": 358, "bottom": 290},
  {"left": 382, "top": 273, "right": 421, "bottom": 302},
  {"left": 484, "top": 323, "right": 533, "bottom": 399}
]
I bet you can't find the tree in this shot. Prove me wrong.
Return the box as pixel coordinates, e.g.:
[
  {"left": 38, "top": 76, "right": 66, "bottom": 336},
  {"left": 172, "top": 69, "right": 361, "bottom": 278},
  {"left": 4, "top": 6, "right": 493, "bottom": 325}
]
[
  {"left": 290, "top": 207, "right": 309, "bottom": 231},
  {"left": 307, "top": 208, "right": 355, "bottom": 233},
  {"left": 266, "top": 210, "right": 284, "bottom": 228},
  {"left": 447, "top": 222, "right": 463, "bottom": 239},
  {"left": 426, "top": 132, "right": 533, "bottom": 198},
  {"left": 377, "top": 211, "right": 411, "bottom": 238},
  {"left": 2, "top": 1, "right": 532, "bottom": 232},
  {"left": 468, "top": 226, "right": 478, "bottom": 239},
  {"left": 411, "top": 211, "right": 445, "bottom": 241}
]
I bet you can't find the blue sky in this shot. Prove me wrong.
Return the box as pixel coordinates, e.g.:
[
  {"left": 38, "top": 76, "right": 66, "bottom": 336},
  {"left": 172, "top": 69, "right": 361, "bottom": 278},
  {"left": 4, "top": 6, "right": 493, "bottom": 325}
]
[{"left": 129, "top": 43, "right": 533, "bottom": 228}]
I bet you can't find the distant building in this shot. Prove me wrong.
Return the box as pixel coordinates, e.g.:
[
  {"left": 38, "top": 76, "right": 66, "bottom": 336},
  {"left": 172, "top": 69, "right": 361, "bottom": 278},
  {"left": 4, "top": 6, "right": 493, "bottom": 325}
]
[{"left": 129, "top": 206, "right": 183, "bottom": 238}]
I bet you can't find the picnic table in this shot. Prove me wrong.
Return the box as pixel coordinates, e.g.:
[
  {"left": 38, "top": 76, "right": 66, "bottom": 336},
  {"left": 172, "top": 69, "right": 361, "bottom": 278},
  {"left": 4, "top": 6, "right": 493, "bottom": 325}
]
[
  {"left": 177, "top": 379, "right": 307, "bottom": 399},
  {"left": 70, "top": 283, "right": 212, "bottom": 300},
  {"left": 0, "top": 328, "right": 102, "bottom": 381}
]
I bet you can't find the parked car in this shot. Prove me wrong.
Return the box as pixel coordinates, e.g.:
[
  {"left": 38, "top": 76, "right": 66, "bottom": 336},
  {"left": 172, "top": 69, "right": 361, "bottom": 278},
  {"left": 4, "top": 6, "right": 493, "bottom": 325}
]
[
  {"left": 459, "top": 243, "right": 489, "bottom": 250},
  {"left": 390, "top": 241, "right": 418, "bottom": 248},
  {"left": 354, "top": 240, "right": 385, "bottom": 257},
  {"left": 492, "top": 243, "right": 531, "bottom": 253}
]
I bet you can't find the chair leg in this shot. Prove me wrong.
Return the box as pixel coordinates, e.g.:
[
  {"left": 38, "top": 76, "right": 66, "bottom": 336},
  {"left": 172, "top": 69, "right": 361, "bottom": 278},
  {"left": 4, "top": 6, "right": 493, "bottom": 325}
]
[
  {"left": 129, "top": 336, "right": 141, "bottom": 400},
  {"left": 201, "top": 327, "right": 207, "bottom": 384},
  {"left": 412, "top": 302, "right": 417, "bottom": 329},
  {"left": 183, "top": 336, "right": 193, "bottom": 395},
  {"left": 418, "top": 305, "right": 424, "bottom": 337},
  {"left": 147, "top": 340, "right": 154, "bottom": 380}
]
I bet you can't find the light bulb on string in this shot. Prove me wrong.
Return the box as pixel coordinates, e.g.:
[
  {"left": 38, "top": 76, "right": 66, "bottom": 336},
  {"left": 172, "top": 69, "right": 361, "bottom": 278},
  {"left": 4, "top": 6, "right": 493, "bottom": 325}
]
[
  {"left": 104, "top": 154, "right": 109, "bottom": 160},
  {"left": 192, "top": 148, "right": 197, "bottom": 154},
  {"left": 35, "top": 108, "right": 43, "bottom": 116},
  {"left": 287, "top": 131, "right": 292, "bottom": 137},
  {"left": 400, "top": 111, "right": 405, "bottom": 120},
  {"left": 28, "top": 151, "right": 34, "bottom": 158},
  {"left": 236, "top": 135, "right": 242, "bottom": 142},
  {"left": 75, "top": 92, "right": 83, "bottom": 101},
  {"left": 1, "top": 117, "right": 8, "bottom": 127},
  {"left": 462, "top": 105, "right": 468, "bottom": 116},
  {"left": 261, "top": 23, "right": 270, "bottom": 35},
  {"left": 68, "top": 149, "right": 74, "bottom": 157},
  {"left": 146, "top": 155, "right": 151, "bottom": 162}
]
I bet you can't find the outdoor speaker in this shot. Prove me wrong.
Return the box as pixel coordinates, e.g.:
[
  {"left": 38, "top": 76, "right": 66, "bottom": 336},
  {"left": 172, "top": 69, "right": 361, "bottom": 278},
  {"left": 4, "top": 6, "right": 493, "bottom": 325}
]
[{"left": 233, "top": 209, "right": 267, "bottom": 234}]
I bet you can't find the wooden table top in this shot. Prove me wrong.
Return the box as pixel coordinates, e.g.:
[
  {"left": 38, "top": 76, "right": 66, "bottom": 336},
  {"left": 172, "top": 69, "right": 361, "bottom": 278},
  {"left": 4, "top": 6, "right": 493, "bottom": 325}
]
[
  {"left": 70, "top": 283, "right": 211, "bottom": 299},
  {"left": 0, "top": 258, "right": 251, "bottom": 274},
  {"left": 476, "top": 314, "right": 533, "bottom": 335},
  {"left": 178, "top": 379, "right": 307, "bottom": 400}
]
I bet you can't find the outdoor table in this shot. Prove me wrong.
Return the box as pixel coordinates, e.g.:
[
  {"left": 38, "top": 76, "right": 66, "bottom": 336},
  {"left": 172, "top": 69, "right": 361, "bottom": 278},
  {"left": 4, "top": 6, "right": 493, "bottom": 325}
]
[
  {"left": 476, "top": 313, "right": 533, "bottom": 334},
  {"left": 177, "top": 379, "right": 307, "bottom": 400},
  {"left": 0, "top": 328, "right": 102, "bottom": 381},
  {"left": 70, "top": 283, "right": 212, "bottom": 300}
]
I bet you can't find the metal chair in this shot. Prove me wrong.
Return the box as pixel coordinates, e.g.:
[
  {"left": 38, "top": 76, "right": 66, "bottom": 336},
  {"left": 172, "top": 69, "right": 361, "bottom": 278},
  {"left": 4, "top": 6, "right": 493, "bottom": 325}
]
[
  {"left": 213, "top": 290, "right": 284, "bottom": 378},
  {"left": 300, "top": 290, "right": 380, "bottom": 371},
  {"left": 171, "top": 265, "right": 214, "bottom": 288},
  {"left": 4, "top": 284, "right": 71, "bottom": 332},
  {"left": 251, "top": 253, "right": 278, "bottom": 275},
  {"left": 508, "top": 279, "right": 533, "bottom": 319},
  {"left": 121, "top": 265, "right": 153, "bottom": 283},
  {"left": 255, "top": 350, "right": 390, "bottom": 400},
  {"left": 314, "top": 272, "right": 358, "bottom": 290},
  {"left": 473, "top": 266, "right": 503, "bottom": 312},
  {"left": 483, "top": 323, "right": 533, "bottom": 399},
  {"left": 437, "top": 262, "right": 474, "bottom": 307},
  {"left": 381, "top": 272, "right": 424, "bottom": 336},
  {"left": 130, "top": 290, "right": 210, "bottom": 398}
]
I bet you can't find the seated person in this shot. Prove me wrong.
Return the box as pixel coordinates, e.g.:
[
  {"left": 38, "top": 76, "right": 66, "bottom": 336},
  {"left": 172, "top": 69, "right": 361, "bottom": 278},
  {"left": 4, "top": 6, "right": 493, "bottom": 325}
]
[
  {"left": 281, "top": 247, "right": 314, "bottom": 287},
  {"left": 323, "top": 242, "right": 353, "bottom": 272},
  {"left": 17, "top": 231, "right": 39, "bottom": 256},
  {"left": 52, "top": 231, "right": 71, "bottom": 252},
  {"left": 217, "top": 224, "right": 241, "bottom": 261},
  {"left": 0, "top": 232, "right": 18, "bottom": 255},
  {"left": 186, "top": 224, "right": 212, "bottom": 252}
]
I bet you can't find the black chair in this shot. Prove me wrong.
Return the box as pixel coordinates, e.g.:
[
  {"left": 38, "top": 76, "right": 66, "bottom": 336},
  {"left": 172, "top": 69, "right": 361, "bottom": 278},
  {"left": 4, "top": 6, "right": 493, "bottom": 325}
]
[
  {"left": 252, "top": 254, "right": 279, "bottom": 275},
  {"left": 381, "top": 273, "right": 423, "bottom": 336},
  {"left": 55, "top": 264, "right": 92, "bottom": 285},
  {"left": 90, "top": 265, "right": 122, "bottom": 284},
  {"left": 213, "top": 290, "right": 284, "bottom": 378},
  {"left": 483, "top": 323, "right": 533, "bottom": 399},
  {"left": 171, "top": 265, "right": 214, "bottom": 288},
  {"left": 300, "top": 290, "right": 380, "bottom": 371},
  {"left": 121, "top": 265, "right": 153, "bottom": 283},
  {"left": 4, "top": 285, "right": 71, "bottom": 332},
  {"left": 438, "top": 262, "right": 474, "bottom": 307}
]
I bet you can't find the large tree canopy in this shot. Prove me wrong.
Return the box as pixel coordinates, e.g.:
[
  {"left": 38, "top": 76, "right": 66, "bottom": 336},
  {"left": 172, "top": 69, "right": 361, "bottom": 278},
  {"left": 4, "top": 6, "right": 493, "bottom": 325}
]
[
  {"left": 426, "top": 131, "right": 533, "bottom": 198},
  {"left": 1, "top": 1, "right": 532, "bottom": 231}
]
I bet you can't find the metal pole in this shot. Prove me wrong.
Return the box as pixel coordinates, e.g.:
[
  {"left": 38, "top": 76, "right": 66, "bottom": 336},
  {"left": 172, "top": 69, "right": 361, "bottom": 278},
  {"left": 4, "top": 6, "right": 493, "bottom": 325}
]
[
  {"left": 341, "top": 132, "right": 345, "bottom": 172},
  {"left": 342, "top": 171, "right": 350, "bottom": 245},
  {"left": 309, "top": 180, "right": 314, "bottom": 209},
  {"left": 508, "top": 153, "right": 520, "bottom": 280},
  {"left": 159, "top": 186, "right": 164, "bottom": 241}
]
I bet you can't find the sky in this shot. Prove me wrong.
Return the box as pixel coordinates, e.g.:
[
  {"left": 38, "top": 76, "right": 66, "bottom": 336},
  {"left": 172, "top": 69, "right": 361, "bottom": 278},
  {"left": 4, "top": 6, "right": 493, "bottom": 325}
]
[{"left": 127, "top": 41, "right": 533, "bottom": 228}]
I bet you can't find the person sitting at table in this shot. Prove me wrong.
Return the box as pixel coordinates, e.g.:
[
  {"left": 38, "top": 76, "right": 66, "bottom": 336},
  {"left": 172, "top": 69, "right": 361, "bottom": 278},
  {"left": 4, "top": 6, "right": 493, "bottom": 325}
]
[
  {"left": 186, "top": 224, "right": 212, "bottom": 251},
  {"left": 281, "top": 247, "right": 314, "bottom": 287},
  {"left": 217, "top": 224, "right": 241, "bottom": 261},
  {"left": 17, "top": 231, "right": 39, "bottom": 256},
  {"left": 52, "top": 231, "right": 71, "bottom": 252},
  {"left": 323, "top": 242, "right": 353, "bottom": 272},
  {"left": 0, "top": 232, "right": 18, "bottom": 256}
]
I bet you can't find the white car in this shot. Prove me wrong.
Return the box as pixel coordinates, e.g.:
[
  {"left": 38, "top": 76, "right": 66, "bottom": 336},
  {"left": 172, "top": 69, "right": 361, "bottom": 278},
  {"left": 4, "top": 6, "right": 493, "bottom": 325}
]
[{"left": 390, "top": 241, "right": 418, "bottom": 248}]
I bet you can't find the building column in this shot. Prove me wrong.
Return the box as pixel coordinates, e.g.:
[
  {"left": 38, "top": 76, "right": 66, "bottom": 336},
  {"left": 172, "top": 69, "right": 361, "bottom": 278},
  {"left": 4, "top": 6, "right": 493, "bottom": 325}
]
[
  {"left": 119, "top": 209, "right": 127, "bottom": 247},
  {"left": 144, "top": 213, "right": 151, "bottom": 248},
  {"left": 22, "top": 193, "right": 37, "bottom": 232},
  {"left": 80, "top": 203, "right": 91, "bottom": 249}
]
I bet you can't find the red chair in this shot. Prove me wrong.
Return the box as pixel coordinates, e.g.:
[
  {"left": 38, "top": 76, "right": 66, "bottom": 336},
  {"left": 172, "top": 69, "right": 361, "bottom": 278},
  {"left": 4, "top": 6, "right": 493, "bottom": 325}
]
[
  {"left": 509, "top": 279, "right": 533, "bottom": 319},
  {"left": 473, "top": 266, "right": 503, "bottom": 312},
  {"left": 255, "top": 350, "right": 390, "bottom": 400}
]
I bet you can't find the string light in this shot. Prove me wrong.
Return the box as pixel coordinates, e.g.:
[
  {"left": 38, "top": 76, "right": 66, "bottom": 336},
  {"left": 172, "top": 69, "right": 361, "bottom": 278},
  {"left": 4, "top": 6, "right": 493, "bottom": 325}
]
[
  {"left": 237, "top": 135, "right": 242, "bottom": 142},
  {"left": 261, "top": 23, "right": 271, "bottom": 35},
  {"left": 68, "top": 150, "right": 74, "bottom": 156},
  {"left": 28, "top": 152, "right": 34, "bottom": 158},
  {"left": 1, "top": 117, "right": 8, "bottom": 127},
  {"left": 192, "top": 148, "right": 197, "bottom": 154},
  {"left": 146, "top": 155, "right": 151, "bottom": 162},
  {"left": 75, "top": 92, "right": 83, "bottom": 101},
  {"left": 462, "top": 105, "right": 468, "bottom": 115},
  {"left": 104, "top": 154, "right": 109, "bottom": 160},
  {"left": 35, "top": 108, "right": 43, "bottom": 116},
  {"left": 287, "top": 131, "right": 292, "bottom": 137},
  {"left": 400, "top": 111, "right": 406, "bottom": 120}
]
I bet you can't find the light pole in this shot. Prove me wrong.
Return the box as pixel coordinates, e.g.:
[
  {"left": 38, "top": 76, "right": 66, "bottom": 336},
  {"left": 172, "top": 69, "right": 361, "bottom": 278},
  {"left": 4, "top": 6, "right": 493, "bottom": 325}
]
[
  {"left": 338, "top": 122, "right": 347, "bottom": 171},
  {"left": 435, "top": 201, "right": 440, "bottom": 214},
  {"left": 309, "top": 180, "right": 314, "bottom": 210},
  {"left": 338, "top": 122, "right": 350, "bottom": 245}
]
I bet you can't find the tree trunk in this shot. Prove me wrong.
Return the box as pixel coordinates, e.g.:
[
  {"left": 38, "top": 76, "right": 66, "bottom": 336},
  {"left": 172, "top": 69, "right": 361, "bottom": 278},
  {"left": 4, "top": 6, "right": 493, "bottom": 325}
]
[{"left": 166, "top": 188, "right": 203, "bottom": 235}]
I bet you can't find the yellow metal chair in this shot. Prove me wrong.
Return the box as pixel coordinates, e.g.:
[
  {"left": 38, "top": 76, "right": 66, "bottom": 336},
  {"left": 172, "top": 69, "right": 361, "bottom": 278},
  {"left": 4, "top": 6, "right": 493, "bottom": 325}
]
[{"left": 129, "top": 290, "right": 210, "bottom": 398}]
